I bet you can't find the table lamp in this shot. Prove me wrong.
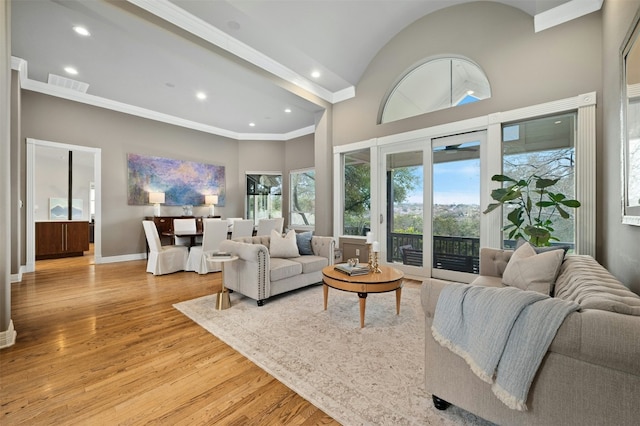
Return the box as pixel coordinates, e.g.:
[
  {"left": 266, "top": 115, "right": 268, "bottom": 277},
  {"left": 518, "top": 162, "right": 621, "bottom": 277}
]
[
  {"left": 149, "top": 192, "right": 165, "bottom": 216},
  {"left": 205, "top": 195, "right": 218, "bottom": 217}
]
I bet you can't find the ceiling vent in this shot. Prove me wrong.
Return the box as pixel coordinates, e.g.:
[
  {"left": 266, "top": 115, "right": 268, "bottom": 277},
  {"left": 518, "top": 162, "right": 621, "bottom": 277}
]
[{"left": 47, "top": 74, "right": 89, "bottom": 93}]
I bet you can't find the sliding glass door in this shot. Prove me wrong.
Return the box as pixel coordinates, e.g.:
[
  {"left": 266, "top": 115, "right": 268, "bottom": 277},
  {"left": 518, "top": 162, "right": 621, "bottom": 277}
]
[
  {"left": 380, "top": 141, "right": 427, "bottom": 276},
  {"left": 431, "top": 132, "right": 484, "bottom": 282}
]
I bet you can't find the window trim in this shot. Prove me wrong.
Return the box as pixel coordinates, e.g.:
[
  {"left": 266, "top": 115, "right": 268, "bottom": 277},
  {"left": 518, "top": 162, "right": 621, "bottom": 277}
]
[{"left": 334, "top": 92, "right": 596, "bottom": 257}]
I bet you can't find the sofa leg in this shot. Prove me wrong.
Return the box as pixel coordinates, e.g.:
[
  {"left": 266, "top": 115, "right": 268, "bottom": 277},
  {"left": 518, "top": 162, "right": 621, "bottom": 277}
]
[
  {"left": 257, "top": 299, "right": 264, "bottom": 307},
  {"left": 432, "top": 395, "right": 451, "bottom": 410}
]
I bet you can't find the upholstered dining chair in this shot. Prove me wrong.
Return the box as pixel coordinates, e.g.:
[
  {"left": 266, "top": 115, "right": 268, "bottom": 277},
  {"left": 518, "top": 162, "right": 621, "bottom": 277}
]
[
  {"left": 225, "top": 217, "right": 242, "bottom": 233},
  {"left": 185, "top": 219, "right": 229, "bottom": 274},
  {"left": 142, "top": 220, "right": 188, "bottom": 275},
  {"left": 255, "top": 218, "right": 284, "bottom": 236},
  {"left": 231, "top": 219, "right": 254, "bottom": 239},
  {"left": 173, "top": 218, "right": 197, "bottom": 246}
]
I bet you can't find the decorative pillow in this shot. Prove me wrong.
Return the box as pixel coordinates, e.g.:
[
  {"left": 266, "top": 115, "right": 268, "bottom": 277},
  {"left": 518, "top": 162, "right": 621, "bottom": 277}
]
[
  {"left": 296, "top": 231, "right": 314, "bottom": 255},
  {"left": 269, "top": 229, "right": 300, "bottom": 258},
  {"left": 502, "top": 242, "right": 565, "bottom": 294},
  {"left": 515, "top": 238, "right": 571, "bottom": 254}
]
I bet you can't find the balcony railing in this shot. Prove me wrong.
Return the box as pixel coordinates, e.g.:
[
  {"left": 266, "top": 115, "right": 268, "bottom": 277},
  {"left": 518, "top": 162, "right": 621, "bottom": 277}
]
[
  {"left": 389, "top": 233, "right": 480, "bottom": 274},
  {"left": 388, "top": 233, "right": 574, "bottom": 274}
]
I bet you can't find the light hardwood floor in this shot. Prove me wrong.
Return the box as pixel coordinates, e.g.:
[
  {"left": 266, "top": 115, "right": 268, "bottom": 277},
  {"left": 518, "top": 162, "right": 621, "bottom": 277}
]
[{"left": 1, "top": 250, "right": 340, "bottom": 425}]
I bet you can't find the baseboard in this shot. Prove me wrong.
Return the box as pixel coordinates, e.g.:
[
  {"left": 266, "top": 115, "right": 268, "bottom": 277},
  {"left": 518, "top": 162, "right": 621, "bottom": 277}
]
[
  {"left": 0, "top": 320, "right": 17, "bottom": 349},
  {"left": 10, "top": 269, "right": 23, "bottom": 283},
  {"left": 97, "top": 253, "right": 146, "bottom": 264}
]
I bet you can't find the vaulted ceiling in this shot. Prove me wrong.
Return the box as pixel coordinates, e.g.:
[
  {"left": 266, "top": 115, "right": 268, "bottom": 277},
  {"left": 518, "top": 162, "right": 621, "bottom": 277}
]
[{"left": 10, "top": 0, "right": 600, "bottom": 140}]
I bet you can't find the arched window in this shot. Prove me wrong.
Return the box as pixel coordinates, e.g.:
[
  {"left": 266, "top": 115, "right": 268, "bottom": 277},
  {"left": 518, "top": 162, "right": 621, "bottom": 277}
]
[{"left": 380, "top": 56, "right": 491, "bottom": 123}]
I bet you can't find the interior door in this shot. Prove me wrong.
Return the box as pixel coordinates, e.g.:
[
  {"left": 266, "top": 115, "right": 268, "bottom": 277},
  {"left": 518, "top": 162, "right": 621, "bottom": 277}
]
[{"left": 431, "top": 131, "right": 485, "bottom": 282}]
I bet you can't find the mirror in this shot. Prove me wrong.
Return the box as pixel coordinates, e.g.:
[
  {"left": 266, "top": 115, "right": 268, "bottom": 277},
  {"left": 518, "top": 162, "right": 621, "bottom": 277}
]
[{"left": 623, "top": 15, "right": 640, "bottom": 225}]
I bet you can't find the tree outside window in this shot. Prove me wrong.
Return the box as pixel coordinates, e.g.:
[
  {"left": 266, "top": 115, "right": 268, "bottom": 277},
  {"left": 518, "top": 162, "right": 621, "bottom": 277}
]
[{"left": 290, "top": 168, "right": 315, "bottom": 228}]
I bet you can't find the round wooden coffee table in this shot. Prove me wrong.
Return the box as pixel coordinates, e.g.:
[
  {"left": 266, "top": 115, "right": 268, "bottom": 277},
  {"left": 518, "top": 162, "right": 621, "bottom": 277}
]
[{"left": 322, "top": 264, "right": 404, "bottom": 328}]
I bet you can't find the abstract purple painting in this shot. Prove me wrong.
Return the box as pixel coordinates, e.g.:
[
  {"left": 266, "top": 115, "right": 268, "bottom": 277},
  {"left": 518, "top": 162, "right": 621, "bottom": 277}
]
[{"left": 127, "top": 153, "right": 225, "bottom": 206}]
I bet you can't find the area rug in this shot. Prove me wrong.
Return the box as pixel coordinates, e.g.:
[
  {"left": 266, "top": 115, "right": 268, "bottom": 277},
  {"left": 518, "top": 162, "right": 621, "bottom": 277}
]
[{"left": 174, "top": 284, "right": 492, "bottom": 426}]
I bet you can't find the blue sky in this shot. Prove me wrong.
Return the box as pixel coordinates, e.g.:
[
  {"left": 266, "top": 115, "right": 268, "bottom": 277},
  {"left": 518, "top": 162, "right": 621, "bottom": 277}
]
[{"left": 405, "top": 159, "right": 481, "bottom": 205}]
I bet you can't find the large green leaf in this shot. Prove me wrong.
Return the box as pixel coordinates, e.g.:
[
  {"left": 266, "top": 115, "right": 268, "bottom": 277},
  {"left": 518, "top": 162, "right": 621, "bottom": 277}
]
[
  {"left": 535, "top": 178, "right": 559, "bottom": 189},
  {"left": 491, "top": 174, "right": 517, "bottom": 183},
  {"left": 491, "top": 187, "right": 521, "bottom": 202},
  {"left": 482, "top": 203, "right": 501, "bottom": 214},
  {"left": 557, "top": 205, "right": 570, "bottom": 219},
  {"left": 561, "top": 199, "right": 581, "bottom": 208},
  {"left": 506, "top": 208, "right": 524, "bottom": 227}
]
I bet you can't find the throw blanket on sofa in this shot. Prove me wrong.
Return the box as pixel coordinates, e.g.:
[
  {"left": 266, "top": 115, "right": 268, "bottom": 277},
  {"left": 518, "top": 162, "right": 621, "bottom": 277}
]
[{"left": 431, "top": 283, "right": 579, "bottom": 411}]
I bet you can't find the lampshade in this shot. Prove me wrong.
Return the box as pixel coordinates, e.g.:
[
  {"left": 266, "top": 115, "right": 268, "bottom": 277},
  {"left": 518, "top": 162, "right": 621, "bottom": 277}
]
[
  {"left": 149, "top": 192, "right": 165, "bottom": 204},
  {"left": 205, "top": 195, "right": 218, "bottom": 205}
]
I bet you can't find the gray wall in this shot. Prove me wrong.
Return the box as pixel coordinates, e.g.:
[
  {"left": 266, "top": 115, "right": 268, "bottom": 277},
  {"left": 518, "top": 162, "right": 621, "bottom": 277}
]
[
  {"left": 19, "top": 91, "right": 314, "bottom": 260},
  {"left": 333, "top": 2, "right": 603, "bottom": 146},
  {"left": 330, "top": 0, "right": 640, "bottom": 292},
  {"left": 236, "top": 135, "right": 316, "bottom": 231},
  {"left": 602, "top": 0, "right": 640, "bottom": 294},
  {"left": 21, "top": 91, "right": 241, "bottom": 258},
  {"left": 2, "top": 0, "right": 12, "bottom": 335},
  {"left": 10, "top": 1, "right": 640, "bottom": 295}
]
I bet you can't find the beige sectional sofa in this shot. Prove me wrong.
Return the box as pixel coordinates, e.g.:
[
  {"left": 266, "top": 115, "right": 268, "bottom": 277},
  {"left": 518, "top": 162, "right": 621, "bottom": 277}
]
[
  {"left": 421, "top": 247, "right": 640, "bottom": 425},
  {"left": 219, "top": 234, "right": 334, "bottom": 306}
]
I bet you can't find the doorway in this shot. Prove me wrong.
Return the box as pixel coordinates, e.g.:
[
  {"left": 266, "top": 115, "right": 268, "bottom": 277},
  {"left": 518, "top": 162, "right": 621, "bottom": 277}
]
[{"left": 26, "top": 139, "right": 102, "bottom": 272}]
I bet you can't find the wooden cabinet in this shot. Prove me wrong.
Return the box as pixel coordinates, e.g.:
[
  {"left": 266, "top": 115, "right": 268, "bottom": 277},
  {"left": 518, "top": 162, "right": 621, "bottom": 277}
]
[{"left": 36, "top": 221, "right": 90, "bottom": 260}]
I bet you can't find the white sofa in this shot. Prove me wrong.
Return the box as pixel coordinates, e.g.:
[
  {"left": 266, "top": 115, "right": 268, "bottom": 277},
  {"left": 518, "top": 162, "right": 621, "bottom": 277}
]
[
  {"left": 421, "top": 248, "right": 640, "bottom": 425},
  {"left": 219, "top": 234, "right": 335, "bottom": 306}
]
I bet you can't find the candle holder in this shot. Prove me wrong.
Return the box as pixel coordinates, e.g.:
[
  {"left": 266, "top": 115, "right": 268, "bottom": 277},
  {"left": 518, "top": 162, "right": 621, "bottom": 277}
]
[{"left": 367, "top": 243, "right": 382, "bottom": 273}]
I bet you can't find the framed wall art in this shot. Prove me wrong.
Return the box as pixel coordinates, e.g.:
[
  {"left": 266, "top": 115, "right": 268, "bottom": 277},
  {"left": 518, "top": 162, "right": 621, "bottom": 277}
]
[{"left": 127, "top": 153, "right": 226, "bottom": 206}]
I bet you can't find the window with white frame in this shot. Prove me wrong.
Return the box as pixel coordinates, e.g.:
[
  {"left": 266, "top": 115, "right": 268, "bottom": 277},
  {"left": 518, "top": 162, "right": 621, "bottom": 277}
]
[
  {"left": 342, "top": 149, "right": 372, "bottom": 236},
  {"left": 334, "top": 93, "right": 596, "bottom": 260},
  {"left": 289, "top": 168, "right": 315, "bottom": 228},
  {"left": 246, "top": 173, "right": 282, "bottom": 226}
]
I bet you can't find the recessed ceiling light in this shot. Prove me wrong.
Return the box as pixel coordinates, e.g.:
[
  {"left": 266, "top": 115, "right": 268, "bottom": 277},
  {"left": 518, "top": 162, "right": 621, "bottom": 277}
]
[
  {"left": 249, "top": 122, "right": 256, "bottom": 127},
  {"left": 196, "top": 92, "right": 207, "bottom": 100},
  {"left": 311, "top": 70, "right": 321, "bottom": 79},
  {"left": 284, "top": 108, "right": 292, "bottom": 113},
  {"left": 467, "top": 90, "right": 475, "bottom": 95},
  {"left": 64, "top": 66, "right": 78, "bottom": 75},
  {"left": 73, "top": 26, "right": 90, "bottom": 37}
]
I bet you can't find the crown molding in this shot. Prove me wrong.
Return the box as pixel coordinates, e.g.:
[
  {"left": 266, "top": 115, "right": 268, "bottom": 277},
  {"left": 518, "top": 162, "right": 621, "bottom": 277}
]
[
  {"left": 12, "top": 57, "right": 314, "bottom": 141},
  {"left": 127, "top": 0, "right": 354, "bottom": 105}
]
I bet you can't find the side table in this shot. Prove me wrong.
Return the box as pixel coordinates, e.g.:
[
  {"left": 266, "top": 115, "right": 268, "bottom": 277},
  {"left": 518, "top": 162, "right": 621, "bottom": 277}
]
[{"left": 206, "top": 254, "right": 238, "bottom": 310}]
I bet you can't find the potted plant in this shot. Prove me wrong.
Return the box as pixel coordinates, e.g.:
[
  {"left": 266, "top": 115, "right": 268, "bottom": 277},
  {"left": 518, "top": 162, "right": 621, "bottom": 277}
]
[{"left": 483, "top": 174, "right": 581, "bottom": 247}]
